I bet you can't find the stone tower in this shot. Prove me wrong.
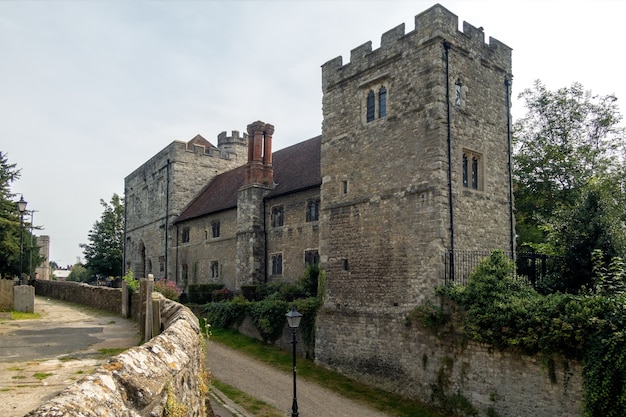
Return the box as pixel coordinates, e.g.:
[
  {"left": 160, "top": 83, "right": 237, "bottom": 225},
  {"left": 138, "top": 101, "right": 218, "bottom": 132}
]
[{"left": 316, "top": 2, "right": 513, "bottom": 390}]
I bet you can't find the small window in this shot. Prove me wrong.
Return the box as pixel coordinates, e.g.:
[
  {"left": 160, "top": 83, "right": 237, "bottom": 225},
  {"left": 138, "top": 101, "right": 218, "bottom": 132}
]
[
  {"left": 182, "top": 227, "right": 190, "bottom": 243},
  {"left": 306, "top": 199, "right": 320, "bottom": 222},
  {"left": 462, "top": 154, "right": 469, "bottom": 187},
  {"left": 342, "top": 259, "right": 350, "bottom": 271},
  {"left": 159, "top": 256, "right": 165, "bottom": 273},
  {"left": 271, "top": 253, "right": 283, "bottom": 275},
  {"left": 342, "top": 180, "right": 348, "bottom": 195},
  {"left": 364, "top": 84, "right": 388, "bottom": 123},
  {"left": 378, "top": 86, "right": 387, "bottom": 118},
  {"left": 305, "top": 250, "right": 319, "bottom": 266},
  {"left": 212, "top": 220, "right": 220, "bottom": 238},
  {"left": 182, "top": 264, "right": 188, "bottom": 281},
  {"left": 472, "top": 157, "right": 479, "bottom": 189},
  {"left": 462, "top": 150, "right": 482, "bottom": 191},
  {"left": 366, "top": 90, "right": 375, "bottom": 122},
  {"left": 210, "top": 261, "right": 219, "bottom": 278},
  {"left": 271, "top": 206, "right": 284, "bottom": 227}
]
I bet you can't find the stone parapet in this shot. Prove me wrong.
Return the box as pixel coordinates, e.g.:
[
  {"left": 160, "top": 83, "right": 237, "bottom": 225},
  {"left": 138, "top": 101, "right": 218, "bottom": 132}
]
[{"left": 25, "top": 293, "right": 210, "bottom": 417}]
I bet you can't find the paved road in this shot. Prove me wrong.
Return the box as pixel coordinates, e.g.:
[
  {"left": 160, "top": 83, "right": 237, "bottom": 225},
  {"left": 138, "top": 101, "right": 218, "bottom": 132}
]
[
  {"left": 0, "top": 296, "right": 140, "bottom": 417},
  {"left": 207, "top": 341, "right": 390, "bottom": 417},
  {"left": 0, "top": 296, "right": 390, "bottom": 417}
]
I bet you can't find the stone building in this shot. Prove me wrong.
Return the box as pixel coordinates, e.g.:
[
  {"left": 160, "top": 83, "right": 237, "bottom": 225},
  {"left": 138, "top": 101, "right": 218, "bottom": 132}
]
[
  {"left": 171, "top": 124, "right": 321, "bottom": 291},
  {"left": 123, "top": 5, "right": 567, "bottom": 415},
  {"left": 124, "top": 133, "right": 247, "bottom": 280},
  {"left": 316, "top": 1, "right": 513, "bottom": 361},
  {"left": 125, "top": 2, "right": 513, "bottom": 313}
]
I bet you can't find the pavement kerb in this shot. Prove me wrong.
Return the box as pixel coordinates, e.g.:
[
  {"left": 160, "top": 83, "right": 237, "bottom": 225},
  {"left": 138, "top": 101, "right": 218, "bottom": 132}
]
[{"left": 210, "top": 386, "right": 254, "bottom": 417}]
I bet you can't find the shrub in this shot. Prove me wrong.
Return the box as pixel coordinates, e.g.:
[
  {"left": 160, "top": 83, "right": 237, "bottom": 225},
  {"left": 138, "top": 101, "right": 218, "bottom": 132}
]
[
  {"left": 154, "top": 279, "right": 182, "bottom": 301},
  {"left": 438, "top": 249, "right": 626, "bottom": 416},
  {"left": 211, "top": 288, "right": 234, "bottom": 302},
  {"left": 123, "top": 269, "right": 138, "bottom": 293},
  {"left": 249, "top": 299, "right": 288, "bottom": 343},
  {"left": 188, "top": 284, "right": 224, "bottom": 304},
  {"left": 202, "top": 296, "right": 248, "bottom": 329}
]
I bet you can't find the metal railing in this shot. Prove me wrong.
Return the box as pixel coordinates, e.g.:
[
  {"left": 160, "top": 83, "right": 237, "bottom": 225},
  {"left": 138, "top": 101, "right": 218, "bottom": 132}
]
[{"left": 444, "top": 249, "right": 565, "bottom": 289}]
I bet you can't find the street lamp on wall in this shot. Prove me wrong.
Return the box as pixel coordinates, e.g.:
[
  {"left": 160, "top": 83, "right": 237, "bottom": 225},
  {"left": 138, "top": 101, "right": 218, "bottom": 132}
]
[
  {"left": 17, "top": 195, "right": 27, "bottom": 285},
  {"left": 285, "top": 306, "right": 303, "bottom": 417}
]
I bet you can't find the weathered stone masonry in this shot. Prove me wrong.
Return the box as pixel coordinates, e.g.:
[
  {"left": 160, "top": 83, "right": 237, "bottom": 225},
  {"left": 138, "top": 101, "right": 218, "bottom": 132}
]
[{"left": 27, "top": 286, "right": 210, "bottom": 417}]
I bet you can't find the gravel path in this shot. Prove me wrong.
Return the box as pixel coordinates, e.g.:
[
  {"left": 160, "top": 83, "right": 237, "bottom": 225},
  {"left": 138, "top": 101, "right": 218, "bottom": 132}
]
[{"left": 206, "top": 340, "right": 390, "bottom": 417}]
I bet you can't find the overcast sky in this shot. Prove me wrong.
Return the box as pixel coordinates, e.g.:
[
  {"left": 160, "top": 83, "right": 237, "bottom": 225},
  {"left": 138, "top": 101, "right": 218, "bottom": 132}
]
[{"left": 1, "top": 0, "right": 624, "bottom": 269}]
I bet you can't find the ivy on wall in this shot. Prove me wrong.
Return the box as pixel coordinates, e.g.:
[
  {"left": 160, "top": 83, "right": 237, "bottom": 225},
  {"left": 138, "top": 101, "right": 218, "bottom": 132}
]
[{"left": 433, "top": 250, "right": 626, "bottom": 417}]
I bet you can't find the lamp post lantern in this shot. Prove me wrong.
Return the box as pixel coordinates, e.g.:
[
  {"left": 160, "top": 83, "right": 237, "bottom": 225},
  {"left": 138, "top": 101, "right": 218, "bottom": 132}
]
[
  {"left": 286, "top": 306, "right": 302, "bottom": 417},
  {"left": 16, "top": 195, "right": 27, "bottom": 285}
]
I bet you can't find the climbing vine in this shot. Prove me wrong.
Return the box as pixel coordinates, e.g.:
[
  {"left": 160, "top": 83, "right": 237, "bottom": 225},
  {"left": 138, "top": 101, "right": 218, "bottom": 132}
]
[{"left": 436, "top": 250, "right": 626, "bottom": 416}]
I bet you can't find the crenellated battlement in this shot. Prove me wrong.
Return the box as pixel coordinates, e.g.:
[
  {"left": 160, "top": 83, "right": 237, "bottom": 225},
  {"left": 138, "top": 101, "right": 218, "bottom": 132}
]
[
  {"left": 217, "top": 130, "right": 248, "bottom": 146},
  {"left": 322, "top": 3, "right": 511, "bottom": 90},
  {"left": 217, "top": 129, "right": 248, "bottom": 160}
]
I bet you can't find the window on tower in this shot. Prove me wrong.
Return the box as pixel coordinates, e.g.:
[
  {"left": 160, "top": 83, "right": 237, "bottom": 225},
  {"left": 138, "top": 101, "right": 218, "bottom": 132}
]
[
  {"left": 462, "top": 149, "right": 483, "bottom": 191},
  {"left": 366, "top": 90, "right": 375, "bottom": 122},
  {"left": 363, "top": 82, "right": 389, "bottom": 123},
  {"left": 379, "top": 86, "right": 387, "bottom": 118}
]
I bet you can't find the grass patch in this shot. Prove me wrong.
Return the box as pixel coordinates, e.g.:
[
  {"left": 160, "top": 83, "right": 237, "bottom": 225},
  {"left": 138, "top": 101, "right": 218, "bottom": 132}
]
[
  {"left": 97, "top": 348, "right": 127, "bottom": 357},
  {"left": 11, "top": 375, "right": 26, "bottom": 380},
  {"left": 212, "top": 379, "right": 283, "bottom": 417},
  {"left": 11, "top": 311, "right": 41, "bottom": 320},
  {"left": 33, "top": 372, "right": 53, "bottom": 381},
  {"left": 6, "top": 366, "right": 24, "bottom": 371},
  {"left": 210, "top": 328, "right": 444, "bottom": 417}
]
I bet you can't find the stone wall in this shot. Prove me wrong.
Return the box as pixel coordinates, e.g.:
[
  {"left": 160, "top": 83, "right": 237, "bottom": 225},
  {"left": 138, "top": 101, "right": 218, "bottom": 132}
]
[
  {"left": 0, "top": 279, "right": 13, "bottom": 310},
  {"left": 34, "top": 280, "right": 123, "bottom": 315},
  {"left": 26, "top": 286, "right": 211, "bottom": 417},
  {"left": 316, "top": 308, "right": 583, "bottom": 417}
]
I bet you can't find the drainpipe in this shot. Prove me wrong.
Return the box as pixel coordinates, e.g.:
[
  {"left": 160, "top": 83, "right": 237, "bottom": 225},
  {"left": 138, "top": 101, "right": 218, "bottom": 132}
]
[
  {"left": 443, "top": 40, "right": 455, "bottom": 281},
  {"left": 263, "top": 199, "right": 268, "bottom": 284},
  {"left": 175, "top": 224, "right": 179, "bottom": 286},
  {"left": 505, "top": 78, "right": 515, "bottom": 257},
  {"left": 165, "top": 159, "right": 171, "bottom": 278},
  {"left": 123, "top": 186, "right": 127, "bottom": 277}
]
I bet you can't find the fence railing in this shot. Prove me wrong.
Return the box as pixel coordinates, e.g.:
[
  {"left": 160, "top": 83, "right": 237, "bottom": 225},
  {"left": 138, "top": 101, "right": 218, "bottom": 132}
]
[{"left": 444, "top": 249, "right": 565, "bottom": 288}]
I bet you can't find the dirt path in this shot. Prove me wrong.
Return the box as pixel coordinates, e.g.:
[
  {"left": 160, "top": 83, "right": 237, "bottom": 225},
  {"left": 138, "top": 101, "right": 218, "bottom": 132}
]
[{"left": 206, "top": 340, "right": 391, "bottom": 417}]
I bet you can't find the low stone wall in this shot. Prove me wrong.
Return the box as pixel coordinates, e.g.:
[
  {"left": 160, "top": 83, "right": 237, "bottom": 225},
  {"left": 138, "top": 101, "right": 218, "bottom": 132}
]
[
  {"left": 316, "top": 308, "right": 584, "bottom": 417},
  {"left": 34, "top": 280, "right": 123, "bottom": 315},
  {"left": 27, "top": 283, "right": 211, "bottom": 416},
  {"left": 0, "top": 279, "right": 13, "bottom": 310}
]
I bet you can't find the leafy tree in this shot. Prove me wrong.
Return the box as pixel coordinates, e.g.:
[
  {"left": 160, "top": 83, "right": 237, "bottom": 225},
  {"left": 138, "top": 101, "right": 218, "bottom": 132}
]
[
  {"left": 513, "top": 81, "right": 626, "bottom": 289},
  {"left": 0, "top": 151, "right": 22, "bottom": 278},
  {"left": 80, "top": 194, "right": 124, "bottom": 279},
  {"left": 66, "top": 263, "right": 89, "bottom": 282}
]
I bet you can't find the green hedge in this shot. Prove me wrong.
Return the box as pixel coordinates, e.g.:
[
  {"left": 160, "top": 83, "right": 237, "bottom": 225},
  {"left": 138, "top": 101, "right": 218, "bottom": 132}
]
[{"left": 188, "top": 283, "right": 224, "bottom": 304}]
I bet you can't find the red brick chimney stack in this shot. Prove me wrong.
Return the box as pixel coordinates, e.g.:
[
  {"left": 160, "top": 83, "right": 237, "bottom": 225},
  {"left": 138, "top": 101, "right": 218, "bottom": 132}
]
[{"left": 245, "top": 121, "right": 274, "bottom": 186}]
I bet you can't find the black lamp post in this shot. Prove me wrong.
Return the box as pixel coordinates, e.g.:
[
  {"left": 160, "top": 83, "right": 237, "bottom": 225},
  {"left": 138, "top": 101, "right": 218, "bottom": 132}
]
[
  {"left": 16, "top": 195, "right": 27, "bottom": 285},
  {"left": 285, "top": 306, "right": 303, "bottom": 417}
]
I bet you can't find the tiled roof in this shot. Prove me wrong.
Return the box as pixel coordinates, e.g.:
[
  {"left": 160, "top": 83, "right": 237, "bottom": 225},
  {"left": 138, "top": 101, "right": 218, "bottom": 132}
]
[{"left": 175, "top": 135, "right": 321, "bottom": 223}]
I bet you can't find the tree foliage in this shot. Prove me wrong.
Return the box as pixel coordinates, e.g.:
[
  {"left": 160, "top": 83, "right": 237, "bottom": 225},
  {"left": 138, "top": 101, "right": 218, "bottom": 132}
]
[
  {"left": 80, "top": 194, "right": 124, "bottom": 279},
  {"left": 0, "top": 151, "right": 22, "bottom": 278},
  {"left": 67, "top": 263, "right": 89, "bottom": 282},
  {"left": 513, "top": 81, "right": 626, "bottom": 290}
]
